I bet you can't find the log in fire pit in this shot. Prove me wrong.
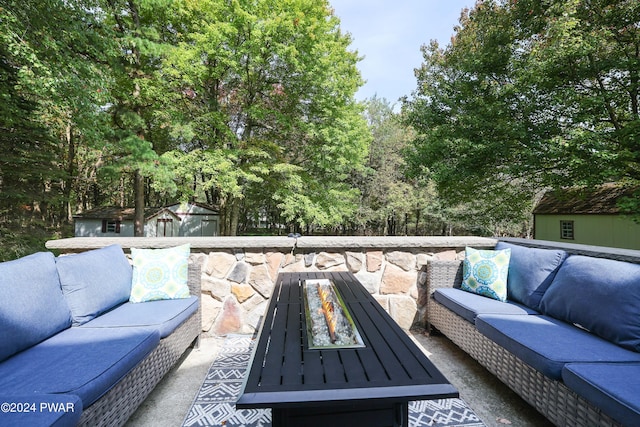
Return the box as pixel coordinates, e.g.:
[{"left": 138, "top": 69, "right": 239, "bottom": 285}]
[{"left": 303, "top": 279, "right": 365, "bottom": 349}]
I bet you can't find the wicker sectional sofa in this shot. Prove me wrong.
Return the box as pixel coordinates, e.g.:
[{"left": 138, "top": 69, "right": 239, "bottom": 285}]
[
  {"left": 426, "top": 239, "right": 640, "bottom": 427},
  {"left": 0, "top": 244, "right": 201, "bottom": 427}
]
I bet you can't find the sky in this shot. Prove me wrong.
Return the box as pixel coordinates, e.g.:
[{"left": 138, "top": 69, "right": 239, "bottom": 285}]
[{"left": 330, "top": 1, "right": 474, "bottom": 106}]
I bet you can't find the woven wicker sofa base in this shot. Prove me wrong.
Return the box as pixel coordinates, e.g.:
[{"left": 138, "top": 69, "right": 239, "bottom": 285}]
[
  {"left": 77, "top": 311, "right": 200, "bottom": 426},
  {"left": 428, "top": 300, "right": 620, "bottom": 427},
  {"left": 77, "top": 264, "right": 202, "bottom": 427}
]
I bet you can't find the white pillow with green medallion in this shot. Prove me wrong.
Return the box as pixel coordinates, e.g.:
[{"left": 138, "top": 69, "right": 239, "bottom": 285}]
[
  {"left": 461, "top": 246, "right": 511, "bottom": 302},
  {"left": 129, "top": 244, "right": 191, "bottom": 303}
]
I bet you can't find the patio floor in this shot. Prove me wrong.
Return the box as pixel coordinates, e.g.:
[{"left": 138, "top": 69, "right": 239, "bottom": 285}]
[{"left": 124, "top": 331, "right": 553, "bottom": 427}]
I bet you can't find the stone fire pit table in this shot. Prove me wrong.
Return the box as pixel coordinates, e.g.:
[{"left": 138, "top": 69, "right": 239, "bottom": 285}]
[{"left": 236, "top": 271, "right": 458, "bottom": 427}]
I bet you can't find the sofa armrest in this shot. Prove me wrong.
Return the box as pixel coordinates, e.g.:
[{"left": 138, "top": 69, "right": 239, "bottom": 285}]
[
  {"left": 187, "top": 263, "right": 202, "bottom": 298},
  {"left": 426, "top": 260, "right": 463, "bottom": 296}
]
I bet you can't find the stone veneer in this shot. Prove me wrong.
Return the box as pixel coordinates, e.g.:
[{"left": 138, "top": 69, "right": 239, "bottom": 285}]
[{"left": 46, "top": 236, "right": 497, "bottom": 337}]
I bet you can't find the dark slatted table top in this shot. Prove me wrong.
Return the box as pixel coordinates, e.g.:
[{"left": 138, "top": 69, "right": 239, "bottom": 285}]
[{"left": 236, "top": 271, "right": 458, "bottom": 409}]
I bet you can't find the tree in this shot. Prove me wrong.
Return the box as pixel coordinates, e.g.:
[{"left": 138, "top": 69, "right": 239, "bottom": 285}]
[
  {"left": 0, "top": 0, "right": 371, "bottom": 248},
  {"left": 0, "top": 0, "right": 112, "bottom": 224},
  {"left": 404, "top": 0, "right": 640, "bottom": 229},
  {"left": 163, "top": 0, "right": 369, "bottom": 234},
  {"left": 352, "top": 96, "right": 504, "bottom": 236},
  {"left": 0, "top": 0, "right": 120, "bottom": 257},
  {"left": 102, "top": 0, "right": 181, "bottom": 235},
  {"left": 351, "top": 97, "right": 417, "bottom": 235},
  {"left": 0, "top": 39, "right": 58, "bottom": 219}
]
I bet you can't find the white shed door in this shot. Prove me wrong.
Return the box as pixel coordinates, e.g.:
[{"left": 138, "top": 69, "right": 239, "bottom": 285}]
[{"left": 201, "top": 219, "right": 217, "bottom": 236}]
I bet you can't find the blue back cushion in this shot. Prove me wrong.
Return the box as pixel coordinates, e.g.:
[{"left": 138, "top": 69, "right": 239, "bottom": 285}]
[
  {"left": 540, "top": 255, "right": 640, "bottom": 352},
  {"left": 495, "top": 242, "right": 567, "bottom": 310},
  {"left": 56, "top": 245, "right": 133, "bottom": 326},
  {"left": 0, "top": 252, "right": 72, "bottom": 362}
]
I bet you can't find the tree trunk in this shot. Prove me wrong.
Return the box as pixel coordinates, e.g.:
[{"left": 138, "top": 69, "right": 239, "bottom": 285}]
[
  {"left": 404, "top": 212, "right": 409, "bottom": 236},
  {"left": 228, "top": 196, "right": 240, "bottom": 236},
  {"left": 134, "top": 170, "right": 145, "bottom": 236},
  {"left": 64, "top": 122, "right": 76, "bottom": 223},
  {"left": 387, "top": 211, "right": 396, "bottom": 236}
]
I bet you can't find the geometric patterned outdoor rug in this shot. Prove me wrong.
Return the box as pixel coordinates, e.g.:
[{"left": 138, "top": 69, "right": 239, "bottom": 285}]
[{"left": 183, "top": 335, "right": 485, "bottom": 427}]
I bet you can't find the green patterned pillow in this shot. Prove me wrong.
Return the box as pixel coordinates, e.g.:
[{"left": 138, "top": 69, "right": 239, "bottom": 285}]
[
  {"left": 461, "top": 246, "right": 511, "bottom": 302},
  {"left": 129, "top": 244, "right": 191, "bottom": 303}
]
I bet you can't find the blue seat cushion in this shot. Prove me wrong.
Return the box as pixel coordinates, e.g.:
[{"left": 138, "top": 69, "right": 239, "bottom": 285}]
[
  {"left": 56, "top": 245, "right": 133, "bottom": 326},
  {"left": 539, "top": 255, "right": 640, "bottom": 352},
  {"left": 433, "top": 288, "right": 537, "bottom": 324},
  {"left": 80, "top": 296, "right": 199, "bottom": 338},
  {"left": 0, "top": 326, "right": 159, "bottom": 408},
  {"left": 0, "top": 252, "right": 72, "bottom": 362},
  {"left": 0, "top": 394, "right": 82, "bottom": 427},
  {"left": 562, "top": 363, "right": 640, "bottom": 427},
  {"left": 495, "top": 242, "right": 567, "bottom": 310},
  {"left": 476, "top": 314, "right": 640, "bottom": 380}
]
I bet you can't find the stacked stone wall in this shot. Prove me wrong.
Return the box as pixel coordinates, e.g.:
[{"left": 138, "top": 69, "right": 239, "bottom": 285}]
[
  {"left": 192, "top": 248, "right": 465, "bottom": 337},
  {"left": 45, "top": 236, "right": 497, "bottom": 337}
]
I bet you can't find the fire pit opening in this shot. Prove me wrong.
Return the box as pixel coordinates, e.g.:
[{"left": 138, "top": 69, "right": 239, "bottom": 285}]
[{"left": 302, "top": 279, "right": 365, "bottom": 349}]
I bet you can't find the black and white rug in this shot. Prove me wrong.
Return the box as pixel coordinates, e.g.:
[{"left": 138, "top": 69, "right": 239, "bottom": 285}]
[{"left": 183, "top": 335, "right": 485, "bottom": 427}]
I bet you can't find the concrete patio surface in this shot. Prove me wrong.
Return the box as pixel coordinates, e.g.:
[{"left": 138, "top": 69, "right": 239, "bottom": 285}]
[{"left": 125, "top": 332, "right": 552, "bottom": 427}]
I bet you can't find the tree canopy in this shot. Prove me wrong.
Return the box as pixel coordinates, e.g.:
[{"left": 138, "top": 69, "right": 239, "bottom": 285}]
[
  {"left": 404, "top": 0, "right": 640, "bottom": 225},
  {"left": 0, "top": 0, "right": 371, "bottom": 246},
  {"left": 6, "top": 0, "right": 639, "bottom": 257},
  {"left": 162, "top": 0, "right": 369, "bottom": 234}
]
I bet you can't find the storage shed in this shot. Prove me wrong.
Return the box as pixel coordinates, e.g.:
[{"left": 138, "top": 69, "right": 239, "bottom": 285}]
[
  {"left": 533, "top": 184, "right": 640, "bottom": 250},
  {"left": 74, "top": 202, "right": 219, "bottom": 237}
]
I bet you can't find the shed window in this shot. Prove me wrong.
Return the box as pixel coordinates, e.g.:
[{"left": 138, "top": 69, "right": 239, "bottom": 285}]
[
  {"left": 101, "top": 219, "right": 121, "bottom": 234},
  {"left": 560, "top": 220, "right": 574, "bottom": 240}
]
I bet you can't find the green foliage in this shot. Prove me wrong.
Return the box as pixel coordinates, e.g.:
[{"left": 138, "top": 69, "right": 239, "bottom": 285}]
[
  {"left": 350, "top": 97, "right": 441, "bottom": 235},
  {"left": 5, "top": 0, "right": 583, "bottom": 243},
  {"left": 163, "top": 0, "right": 369, "bottom": 233},
  {"left": 0, "top": 0, "right": 109, "bottom": 219},
  {"left": 0, "top": 224, "right": 66, "bottom": 262},
  {"left": 404, "top": 0, "right": 640, "bottom": 229}
]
